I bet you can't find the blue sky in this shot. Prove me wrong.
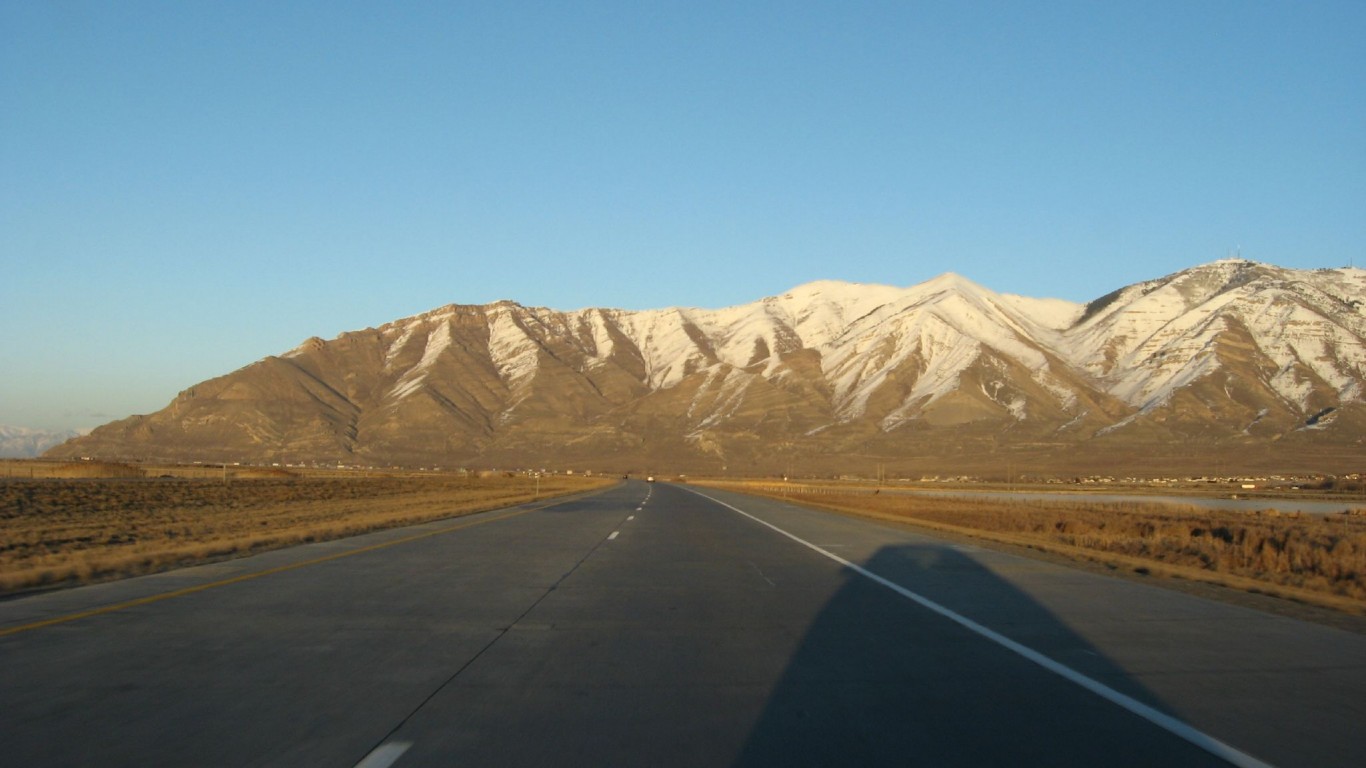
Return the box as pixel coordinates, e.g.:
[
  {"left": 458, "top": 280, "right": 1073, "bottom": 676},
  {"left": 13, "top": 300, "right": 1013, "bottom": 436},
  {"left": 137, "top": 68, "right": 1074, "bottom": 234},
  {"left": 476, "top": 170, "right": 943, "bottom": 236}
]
[{"left": 3, "top": 1, "right": 1363, "bottom": 432}]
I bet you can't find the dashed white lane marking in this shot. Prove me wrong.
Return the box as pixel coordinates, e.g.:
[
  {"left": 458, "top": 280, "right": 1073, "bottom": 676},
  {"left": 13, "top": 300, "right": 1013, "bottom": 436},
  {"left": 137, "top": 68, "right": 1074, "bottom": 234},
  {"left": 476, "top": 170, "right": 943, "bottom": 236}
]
[
  {"left": 608, "top": 531, "right": 620, "bottom": 540},
  {"left": 683, "top": 487, "right": 1278, "bottom": 768},
  {"left": 628, "top": 515, "right": 635, "bottom": 521},
  {"left": 748, "top": 561, "right": 776, "bottom": 587},
  {"left": 353, "top": 741, "right": 411, "bottom": 768}
]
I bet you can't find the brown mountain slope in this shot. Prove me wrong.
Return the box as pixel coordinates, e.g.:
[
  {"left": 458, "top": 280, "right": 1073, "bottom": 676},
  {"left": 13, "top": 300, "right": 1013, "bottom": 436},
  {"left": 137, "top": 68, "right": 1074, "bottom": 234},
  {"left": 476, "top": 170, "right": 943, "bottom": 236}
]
[{"left": 50, "top": 261, "right": 1366, "bottom": 476}]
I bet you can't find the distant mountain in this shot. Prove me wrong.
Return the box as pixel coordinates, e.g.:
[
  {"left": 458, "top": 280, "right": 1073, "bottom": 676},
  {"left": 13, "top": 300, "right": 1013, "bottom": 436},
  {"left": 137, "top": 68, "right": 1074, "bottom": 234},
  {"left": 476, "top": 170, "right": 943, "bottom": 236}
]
[
  {"left": 48, "top": 260, "right": 1366, "bottom": 476},
  {"left": 1, "top": 426, "right": 85, "bottom": 458}
]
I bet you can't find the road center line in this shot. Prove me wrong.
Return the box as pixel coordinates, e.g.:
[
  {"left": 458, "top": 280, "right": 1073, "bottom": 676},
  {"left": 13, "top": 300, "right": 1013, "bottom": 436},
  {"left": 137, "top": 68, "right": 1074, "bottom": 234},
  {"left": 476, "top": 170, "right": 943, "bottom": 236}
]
[
  {"left": 608, "top": 531, "right": 620, "bottom": 540},
  {"left": 683, "top": 486, "right": 1277, "bottom": 768}
]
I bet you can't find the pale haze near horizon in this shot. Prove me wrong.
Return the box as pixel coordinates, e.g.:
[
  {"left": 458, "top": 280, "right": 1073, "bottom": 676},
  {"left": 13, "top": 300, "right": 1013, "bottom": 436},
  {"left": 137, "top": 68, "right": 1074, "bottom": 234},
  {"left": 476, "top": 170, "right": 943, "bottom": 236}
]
[{"left": 2, "top": 2, "right": 1362, "bottom": 433}]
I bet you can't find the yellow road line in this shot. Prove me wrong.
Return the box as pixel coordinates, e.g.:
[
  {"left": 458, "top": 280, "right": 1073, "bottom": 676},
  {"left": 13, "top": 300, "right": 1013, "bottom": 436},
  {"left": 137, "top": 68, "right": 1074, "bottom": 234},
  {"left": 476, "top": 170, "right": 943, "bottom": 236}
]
[{"left": 0, "top": 497, "right": 571, "bottom": 639}]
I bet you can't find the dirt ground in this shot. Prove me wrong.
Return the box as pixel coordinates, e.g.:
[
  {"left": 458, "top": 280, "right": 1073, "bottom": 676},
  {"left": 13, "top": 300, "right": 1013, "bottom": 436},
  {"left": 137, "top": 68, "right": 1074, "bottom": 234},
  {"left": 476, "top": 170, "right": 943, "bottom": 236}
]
[
  {"left": 697, "top": 479, "right": 1366, "bottom": 635},
  {"left": 1, "top": 462, "right": 613, "bottom": 594}
]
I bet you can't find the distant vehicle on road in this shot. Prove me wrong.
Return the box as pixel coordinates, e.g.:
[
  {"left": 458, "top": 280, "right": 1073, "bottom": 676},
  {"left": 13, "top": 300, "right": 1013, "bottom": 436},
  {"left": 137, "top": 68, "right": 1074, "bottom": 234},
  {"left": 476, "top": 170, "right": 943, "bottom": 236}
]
[{"left": 647, "top": 476, "right": 655, "bottom": 482}]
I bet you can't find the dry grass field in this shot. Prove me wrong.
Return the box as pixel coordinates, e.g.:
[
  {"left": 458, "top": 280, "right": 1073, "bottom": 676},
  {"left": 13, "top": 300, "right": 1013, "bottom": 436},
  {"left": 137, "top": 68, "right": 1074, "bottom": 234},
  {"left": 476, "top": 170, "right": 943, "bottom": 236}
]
[
  {"left": 0, "top": 461, "right": 614, "bottom": 594},
  {"left": 699, "top": 480, "right": 1366, "bottom": 614}
]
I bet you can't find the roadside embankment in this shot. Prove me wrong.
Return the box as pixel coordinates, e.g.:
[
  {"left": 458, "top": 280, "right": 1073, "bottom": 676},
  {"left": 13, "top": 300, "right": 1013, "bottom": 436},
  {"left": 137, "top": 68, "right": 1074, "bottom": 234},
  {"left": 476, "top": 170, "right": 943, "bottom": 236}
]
[
  {"left": 1, "top": 465, "right": 613, "bottom": 594},
  {"left": 697, "top": 479, "right": 1366, "bottom": 615}
]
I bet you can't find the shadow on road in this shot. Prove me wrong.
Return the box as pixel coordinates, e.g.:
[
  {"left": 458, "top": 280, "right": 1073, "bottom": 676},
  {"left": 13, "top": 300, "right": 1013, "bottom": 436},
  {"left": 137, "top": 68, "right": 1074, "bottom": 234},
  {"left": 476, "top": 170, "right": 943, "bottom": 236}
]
[{"left": 732, "top": 544, "right": 1230, "bottom": 768}]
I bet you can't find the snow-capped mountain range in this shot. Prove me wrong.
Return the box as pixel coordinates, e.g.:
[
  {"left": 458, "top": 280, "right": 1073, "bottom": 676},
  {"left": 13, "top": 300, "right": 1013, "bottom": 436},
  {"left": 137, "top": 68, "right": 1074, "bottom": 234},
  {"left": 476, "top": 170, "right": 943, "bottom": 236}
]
[
  {"left": 49, "top": 260, "right": 1366, "bottom": 473},
  {"left": 1, "top": 426, "right": 85, "bottom": 459}
]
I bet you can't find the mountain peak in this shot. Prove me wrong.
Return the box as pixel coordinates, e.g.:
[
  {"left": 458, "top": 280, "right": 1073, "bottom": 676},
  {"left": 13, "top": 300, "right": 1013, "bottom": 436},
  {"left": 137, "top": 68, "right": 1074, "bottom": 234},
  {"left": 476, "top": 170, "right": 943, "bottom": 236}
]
[
  {"left": 48, "top": 260, "right": 1366, "bottom": 473},
  {"left": 1, "top": 425, "right": 86, "bottom": 458},
  {"left": 919, "top": 271, "right": 981, "bottom": 291}
]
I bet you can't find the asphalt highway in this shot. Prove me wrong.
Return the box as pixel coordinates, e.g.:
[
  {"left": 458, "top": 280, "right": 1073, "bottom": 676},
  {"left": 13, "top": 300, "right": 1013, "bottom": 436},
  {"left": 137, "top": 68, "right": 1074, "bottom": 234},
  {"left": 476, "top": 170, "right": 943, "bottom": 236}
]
[{"left": 2, "top": 480, "right": 1363, "bottom": 767}]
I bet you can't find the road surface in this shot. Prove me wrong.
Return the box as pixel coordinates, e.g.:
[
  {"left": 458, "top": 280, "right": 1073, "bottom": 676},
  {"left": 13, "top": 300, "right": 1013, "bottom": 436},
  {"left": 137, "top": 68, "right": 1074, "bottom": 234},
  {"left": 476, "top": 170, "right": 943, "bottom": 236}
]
[{"left": 2, "top": 480, "right": 1363, "bottom": 767}]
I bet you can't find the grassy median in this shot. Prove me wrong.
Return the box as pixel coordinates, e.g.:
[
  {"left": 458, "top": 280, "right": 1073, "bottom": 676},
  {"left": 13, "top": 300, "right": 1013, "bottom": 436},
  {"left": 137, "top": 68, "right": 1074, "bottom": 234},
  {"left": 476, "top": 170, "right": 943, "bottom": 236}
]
[
  {"left": 1, "top": 462, "right": 614, "bottom": 594},
  {"left": 697, "top": 480, "right": 1366, "bottom": 614}
]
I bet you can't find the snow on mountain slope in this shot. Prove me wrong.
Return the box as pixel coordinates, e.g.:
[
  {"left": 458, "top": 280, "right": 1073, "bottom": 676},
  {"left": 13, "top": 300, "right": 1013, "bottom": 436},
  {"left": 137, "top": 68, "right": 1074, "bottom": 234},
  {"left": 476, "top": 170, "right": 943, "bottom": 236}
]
[
  {"left": 611, "top": 307, "right": 712, "bottom": 389},
  {"left": 818, "top": 273, "right": 1080, "bottom": 424},
  {"left": 1, "top": 426, "right": 86, "bottom": 458},
  {"left": 1068, "top": 260, "right": 1366, "bottom": 413},
  {"left": 349, "top": 260, "right": 1365, "bottom": 436},
  {"left": 54, "top": 259, "right": 1366, "bottom": 469},
  {"left": 998, "top": 293, "right": 1086, "bottom": 330},
  {"left": 582, "top": 308, "right": 620, "bottom": 363},
  {"left": 576, "top": 274, "right": 1088, "bottom": 428},
  {"left": 388, "top": 311, "right": 455, "bottom": 401},
  {"left": 486, "top": 303, "right": 547, "bottom": 387}
]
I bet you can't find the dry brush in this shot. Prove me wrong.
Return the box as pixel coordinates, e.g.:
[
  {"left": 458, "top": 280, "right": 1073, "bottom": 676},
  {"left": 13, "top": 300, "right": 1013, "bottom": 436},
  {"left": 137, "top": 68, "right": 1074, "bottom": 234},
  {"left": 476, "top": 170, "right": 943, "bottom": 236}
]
[
  {"left": 1, "top": 473, "right": 612, "bottom": 593},
  {"left": 701, "top": 481, "right": 1366, "bottom": 613}
]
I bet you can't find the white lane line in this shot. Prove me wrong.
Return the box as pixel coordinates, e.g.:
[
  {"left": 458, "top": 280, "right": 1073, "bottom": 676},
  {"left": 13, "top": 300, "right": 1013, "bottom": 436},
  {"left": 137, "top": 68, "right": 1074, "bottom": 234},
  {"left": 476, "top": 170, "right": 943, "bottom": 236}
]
[
  {"left": 748, "top": 561, "right": 776, "bottom": 587},
  {"left": 683, "top": 487, "right": 1278, "bottom": 768},
  {"left": 608, "top": 531, "right": 620, "bottom": 540},
  {"left": 628, "top": 515, "right": 635, "bottom": 521},
  {"left": 353, "top": 741, "right": 412, "bottom": 768}
]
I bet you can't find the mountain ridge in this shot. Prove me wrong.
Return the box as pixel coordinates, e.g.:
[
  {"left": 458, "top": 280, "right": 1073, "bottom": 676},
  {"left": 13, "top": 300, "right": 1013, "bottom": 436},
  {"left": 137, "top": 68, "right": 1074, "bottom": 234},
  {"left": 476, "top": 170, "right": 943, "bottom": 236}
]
[
  {"left": 2, "top": 426, "right": 87, "bottom": 459},
  {"left": 48, "top": 260, "right": 1366, "bottom": 476}
]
